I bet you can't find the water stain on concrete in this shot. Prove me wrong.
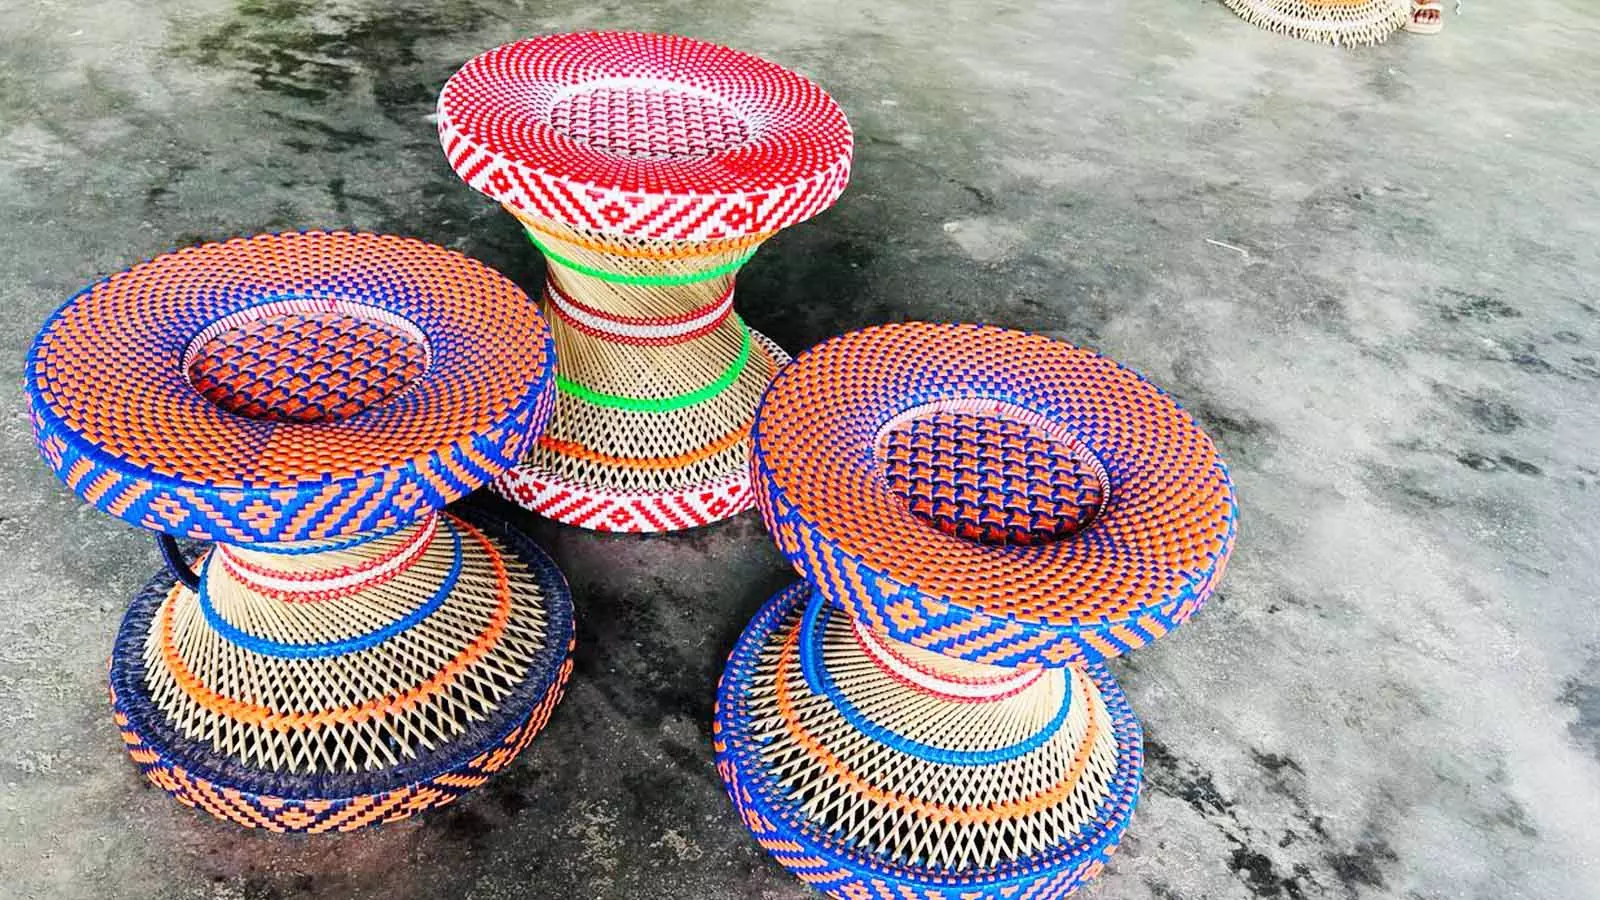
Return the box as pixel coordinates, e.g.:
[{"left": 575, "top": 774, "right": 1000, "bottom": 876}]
[
  {"left": 1437, "top": 288, "right": 1521, "bottom": 323},
  {"left": 1431, "top": 383, "right": 1525, "bottom": 435},
  {"left": 1456, "top": 451, "right": 1543, "bottom": 476},
  {"left": 1558, "top": 655, "right": 1600, "bottom": 763},
  {"left": 1175, "top": 396, "right": 1273, "bottom": 468},
  {"left": 173, "top": 0, "right": 488, "bottom": 104}
]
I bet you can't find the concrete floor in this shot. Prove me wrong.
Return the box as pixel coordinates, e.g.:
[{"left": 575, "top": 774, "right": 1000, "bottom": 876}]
[{"left": 2, "top": 1, "right": 1597, "bottom": 898}]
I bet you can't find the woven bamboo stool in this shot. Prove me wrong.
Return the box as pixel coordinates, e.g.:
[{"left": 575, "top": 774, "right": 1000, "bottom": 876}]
[
  {"left": 1222, "top": 0, "right": 1411, "bottom": 45},
  {"left": 715, "top": 323, "right": 1238, "bottom": 897},
  {"left": 437, "top": 31, "right": 853, "bottom": 532},
  {"left": 24, "top": 232, "right": 576, "bottom": 832}
]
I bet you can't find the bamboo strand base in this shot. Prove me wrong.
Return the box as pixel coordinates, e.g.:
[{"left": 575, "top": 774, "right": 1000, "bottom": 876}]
[
  {"left": 714, "top": 584, "right": 1143, "bottom": 899},
  {"left": 495, "top": 330, "right": 790, "bottom": 532},
  {"left": 108, "top": 505, "right": 575, "bottom": 832},
  {"left": 1221, "top": 0, "right": 1411, "bottom": 45}
]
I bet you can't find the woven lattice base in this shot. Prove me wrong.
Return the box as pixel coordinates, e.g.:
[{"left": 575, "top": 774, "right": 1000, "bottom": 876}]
[
  {"left": 496, "top": 330, "right": 790, "bottom": 531},
  {"left": 715, "top": 584, "right": 1143, "bottom": 899},
  {"left": 108, "top": 506, "right": 575, "bottom": 832},
  {"left": 1221, "top": 0, "right": 1410, "bottom": 45}
]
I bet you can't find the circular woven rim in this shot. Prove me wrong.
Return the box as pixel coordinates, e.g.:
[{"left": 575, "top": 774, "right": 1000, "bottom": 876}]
[
  {"left": 751, "top": 322, "right": 1237, "bottom": 666},
  {"left": 109, "top": 504, "right": 575, "bottom": 813},
  {"left": 25, "top": 231, "right": 557, "bottom": 544},
  {"left": 714, "top": 582, "right": 1143, "bottom": 894},
  {"left": 438, "top": 31, "right": 853, "bottom": 241}
]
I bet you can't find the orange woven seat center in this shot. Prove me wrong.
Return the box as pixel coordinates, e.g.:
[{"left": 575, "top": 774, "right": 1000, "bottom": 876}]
[
  {"left": 878, "top": 411, "right": 1105, "bottom": 546},
  {"left": 187, "top": 310, "right": 428, "bottom": 424},
  {"left": 548, "top": 85, "right": 752, "bottom": 161}
]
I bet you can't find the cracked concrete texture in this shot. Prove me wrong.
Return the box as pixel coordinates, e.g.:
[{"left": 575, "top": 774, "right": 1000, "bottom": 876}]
[{"left": 1, "top": 0, "right": 1597, "bottom": 898}]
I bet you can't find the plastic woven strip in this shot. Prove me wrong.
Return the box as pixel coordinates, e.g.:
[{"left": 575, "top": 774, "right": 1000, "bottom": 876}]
[
  {"left": 440, "top": 34, "right": 851, "bottom": 532},
  {"left": 555, "top": 323, "right": 752, "bottom": 412},
  {"left": 529, "top": 229, "right": 759, "bottom": 285},
  {"left": 546, "top": 279, "right": 735, "bottom": 345},
  {"left": 25, "top": 231, "right": 576, "bottom": 830},
  {"left": 439, "top": 32, "right": 853, "bottom": 242},
  {"left": 718, "top": 321, "right": 1238, "bottom": 898},
  {"left": 24, "top": 231, "right": 557, "bottom": 544},
  {"left": 196, "top": 524, "right": 463, "bottom": 659},
  {"left": 751, "top": 323, "right": 1237, "bottom": 666},
  {"left": 113, "top": 507, "right": 576, "bottom": 831},
  {"left": 520, "top": 212, "right": 770, "bottom": 260},
  {"left": 714, "top": 583, "right": 1142, "bottom": 896},
  {"left": 796, "top": 592, "right": 1073, "bottom": 767}
]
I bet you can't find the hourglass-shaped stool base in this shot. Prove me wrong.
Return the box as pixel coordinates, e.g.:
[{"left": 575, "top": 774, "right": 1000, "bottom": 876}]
[
  {"left": 714, "top": 584, "right": 1144, "bottom": 900},
  {"left": 109, "top": 505, "right": 575, "bottom": 833},
  {"left": 492, "top": 329, "right": 790, "bottom": 532}
]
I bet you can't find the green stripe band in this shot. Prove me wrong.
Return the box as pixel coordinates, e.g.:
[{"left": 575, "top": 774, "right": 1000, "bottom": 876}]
[
  {"left": 525, "top": 228, "right": 758, "bottom": 286},
  {"left": 556, "top": 323, "right": 753, "bottom": 412}
]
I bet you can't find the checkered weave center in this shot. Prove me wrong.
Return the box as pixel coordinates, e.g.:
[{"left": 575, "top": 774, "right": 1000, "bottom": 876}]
[
  {"left": 752, "top": 323, "right": 1237, "bottom": 666},
  {"left": 25, "top": 231, "right": 556, "bottom": 543},
  {"left": 438, "top": 31, "right": 854, "bottom": 241},
  {"left": 880, "top": 410, "right": 1105, "bottom": 546},
  {"left": 548, "top": 85, "right": 752, "bottom": 160},
  {"left": 187, "top": 309, "right": 429, "bottom": 423}
]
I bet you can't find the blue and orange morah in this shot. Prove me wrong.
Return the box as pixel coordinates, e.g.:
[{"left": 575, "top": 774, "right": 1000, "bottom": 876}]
[
  {"left": 25, "top": 231, "right": 576, "bottom": 831},
  {"left": 715, "top": 322, "right": 1237, "bottom": 899}
]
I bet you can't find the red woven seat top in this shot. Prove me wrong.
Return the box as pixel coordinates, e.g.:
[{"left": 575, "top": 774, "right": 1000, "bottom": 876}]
[{"left": 438, "top": 32, "right": 853, "bottom": 241}]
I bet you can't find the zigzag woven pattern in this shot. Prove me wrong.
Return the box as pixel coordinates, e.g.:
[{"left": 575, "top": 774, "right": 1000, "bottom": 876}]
[
  {"left": 751, "top": 323, "right": 1237, "bottom": 667},
  {"left": 438, "top": 32, "right": 853, "bottom": 241},
  {"left": 25, "top": 232, "right": 556, "bottom": 544},
  {"left": 112, "top": 652, "right": 573, "bottom": 833},
  {"left": 187, "top": 308, "right": 430, "bottom": 423},
  {"left": 494, "top": 465, "right": 755, "bottom": 532},
  {"left": 881, "top": 410, "right": 1106, "bottom": 546}
]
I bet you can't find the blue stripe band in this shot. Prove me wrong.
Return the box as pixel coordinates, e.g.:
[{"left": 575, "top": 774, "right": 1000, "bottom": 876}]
[{"left": 198, "top": 524, "right": 463, "bottom": 659}]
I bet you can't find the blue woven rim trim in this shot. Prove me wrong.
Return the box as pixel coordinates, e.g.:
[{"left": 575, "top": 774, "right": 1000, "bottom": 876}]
[
  {"left": 108, "top": 503, "right": 575, "bottom": 800},
  {"left": 749, "top": 322, "right": 1238, "bottom": 667},
  {"left": 238, "top": 517, "right": 415, "bottom": 556},
  {"left": 196, "top": 523, "right": 463, "bottom": 660},
  {"left": 23, "top": 231, "right": 558, "bottom": 544},
  {"left": 796, "top": 591, "right": 1072, "bottom": 767},
  {"left": 715, "top": 582, "right": 1145, "bottom": 891}
]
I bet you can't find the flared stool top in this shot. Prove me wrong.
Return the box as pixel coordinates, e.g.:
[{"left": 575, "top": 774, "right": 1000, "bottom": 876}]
[
  {"left": 751, "top": 322, "right": 1237, "bottom": 667},
  {"left": 25, "top": 231, "right": 556, "bottom": 544},
  {"left": 437, "top": 31, "right": 853, "bottom": 242}
]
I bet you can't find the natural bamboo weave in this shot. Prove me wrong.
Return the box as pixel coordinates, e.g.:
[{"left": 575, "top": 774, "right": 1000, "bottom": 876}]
[
  {"left": 1221, "top": 0, "right": 1411, "bottom": 45},
  {"left": 718, "top": 323, "right": 1239, "bottom": 897},
  {"left": 715, "top": 584, "right": 1143, "bottom": 898},
  {"left": 512, "top": 211, "right": 783, "bottom": 501},
  {"left": 141, "top": 514, "right": 552, "bottom": 774},
  {"left": 112, "top": 506, "right": 576, "bottom": 831}
]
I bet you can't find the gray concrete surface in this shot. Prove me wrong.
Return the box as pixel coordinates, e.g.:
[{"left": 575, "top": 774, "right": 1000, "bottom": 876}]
[{"left": 2, "top": 1, "right": 1597, "bottom": 898}]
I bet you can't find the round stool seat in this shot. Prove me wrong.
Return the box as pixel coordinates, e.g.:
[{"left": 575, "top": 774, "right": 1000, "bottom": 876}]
[
  {"left": 26, "top": 232, "right": 575, "bottom": 831},
  {"left": 715, "top": 583, "right": 1143, "bottom": 899},
  {"left": 438, "top": 31, "right": 853, "bottom": 242},
  {"left": 752, "top": 322, "right": 1237, "bottom": 667},
  {"left": 25, "top": 231, "right": 556, "bottom": 544}
]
